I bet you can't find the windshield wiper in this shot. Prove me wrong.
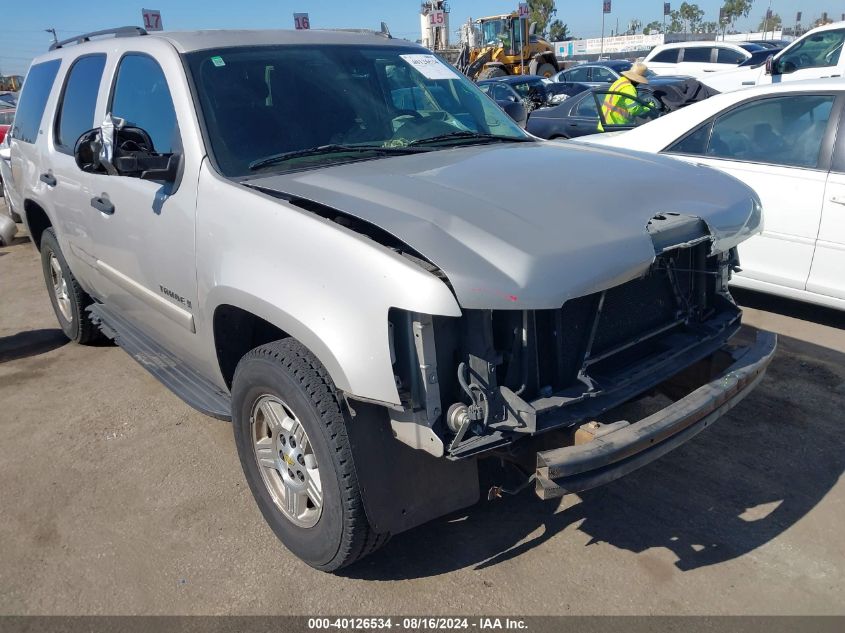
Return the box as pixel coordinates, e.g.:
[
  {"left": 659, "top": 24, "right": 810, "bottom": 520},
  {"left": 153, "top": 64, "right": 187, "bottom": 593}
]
[
  {"left": 249, "top": 144, "right": 428, "bottom": 171},
  {"left": 408, "top": 131, "right": 534, "bottom": 146}
]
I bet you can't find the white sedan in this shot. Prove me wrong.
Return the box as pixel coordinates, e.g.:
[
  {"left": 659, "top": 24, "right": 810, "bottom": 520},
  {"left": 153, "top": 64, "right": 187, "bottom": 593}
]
[{"left": 576, "top": 80, "right": 845, "bottom": 311}]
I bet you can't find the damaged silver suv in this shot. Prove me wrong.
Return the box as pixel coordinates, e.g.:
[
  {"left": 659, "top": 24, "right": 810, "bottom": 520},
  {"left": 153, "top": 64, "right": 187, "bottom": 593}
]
[{"left": 6, "top": 27, "right": 776, "bottom": 571}]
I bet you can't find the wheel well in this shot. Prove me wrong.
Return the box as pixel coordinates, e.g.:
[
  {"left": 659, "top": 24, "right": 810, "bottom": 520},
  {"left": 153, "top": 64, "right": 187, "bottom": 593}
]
[
  {"left": 24, "top": 200, "right": 51, "bottom": 250},
  {"left": 213, "top": 305, "right": 289, "bottom": 388}
]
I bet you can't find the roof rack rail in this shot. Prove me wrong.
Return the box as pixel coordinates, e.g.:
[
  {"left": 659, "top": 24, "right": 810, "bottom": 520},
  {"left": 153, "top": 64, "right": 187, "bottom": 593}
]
[{"left": 50, "top": 26, "right": 147, "bottom": 51}]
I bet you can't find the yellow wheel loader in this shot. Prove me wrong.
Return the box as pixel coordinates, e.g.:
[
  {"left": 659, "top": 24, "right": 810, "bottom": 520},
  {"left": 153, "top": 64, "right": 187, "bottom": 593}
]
[{"left": 461, "top": 13, "right": 559, "bottom": 81}]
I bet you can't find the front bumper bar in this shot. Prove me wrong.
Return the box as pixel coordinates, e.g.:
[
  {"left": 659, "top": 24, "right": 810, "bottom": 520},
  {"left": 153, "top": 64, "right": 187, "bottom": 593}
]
[{"left": 535, "top": 330, "right": 777, "bottom": 500}]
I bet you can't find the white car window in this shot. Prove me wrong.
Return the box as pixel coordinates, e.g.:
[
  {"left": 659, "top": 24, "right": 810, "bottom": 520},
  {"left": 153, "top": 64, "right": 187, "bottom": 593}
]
[
  {"left": 682, "top": 47, "right": 714, "bottom": 63},
  {"left": 716, "top": 48, "right": 746, "bottom": 64},
  {"left": 651, "top": 49, "right": 679, "bottom": 63},
  {"left": 778, "top": 29, "right": 845, "bottom": 73},
  {"left": 666, "top": 94, "right": 836, "bottom": 169}
]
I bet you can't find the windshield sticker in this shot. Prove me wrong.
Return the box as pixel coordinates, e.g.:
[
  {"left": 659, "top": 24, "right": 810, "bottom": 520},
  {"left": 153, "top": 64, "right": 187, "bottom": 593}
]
[
  {"left": 211, "top": 56, "right": 226, "bottom": 67},
  {"left": 400, "top": 54, "right": 459, "bottom": 80}
]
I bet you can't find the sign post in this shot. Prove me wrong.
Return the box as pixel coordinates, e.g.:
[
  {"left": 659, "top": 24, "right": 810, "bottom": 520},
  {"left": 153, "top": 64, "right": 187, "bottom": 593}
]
[
  {"left": 141, "top": 8, "right": 163, "bottom": 32},
  {"left": 518, "top": 3, "right": 529, "bottom": 75},
  {"left": 293, "top": 13, "right": 310, "bottom": 30},
  {"left": 601, "top": 1, "right": 612, "bottom": 58},
  {"left": 664, "top": 3, "right": 670, "bottom": 34}
]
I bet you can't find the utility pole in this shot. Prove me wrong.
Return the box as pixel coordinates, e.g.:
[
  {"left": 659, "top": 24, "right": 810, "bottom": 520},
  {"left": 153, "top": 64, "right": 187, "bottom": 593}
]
[{"left": 45, "top": 28, "right": 58, "bottom": 45}]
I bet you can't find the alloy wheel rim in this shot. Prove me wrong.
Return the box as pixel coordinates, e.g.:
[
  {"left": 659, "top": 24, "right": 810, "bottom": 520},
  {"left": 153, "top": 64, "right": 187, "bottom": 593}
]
[
  {"left": 251, "top": 395, "right": 323, "bottom": 528},
  {"left": 49, "top": 253, "right": 72, "bottom": 322}
]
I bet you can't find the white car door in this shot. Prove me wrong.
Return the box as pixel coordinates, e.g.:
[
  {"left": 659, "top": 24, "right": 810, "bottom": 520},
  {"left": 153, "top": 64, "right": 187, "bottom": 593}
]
[
  {"left": 807, "top": 118, "right": 845, "bottom": 301},
  {"left": 679, "top": 46, "right": 718, "bottom": 78},
  {"left": 765, "top": 27, "right": 845, "bottom": 86},
  {"left": 664, "top": 93, "right": 838, "bottom": 291}
]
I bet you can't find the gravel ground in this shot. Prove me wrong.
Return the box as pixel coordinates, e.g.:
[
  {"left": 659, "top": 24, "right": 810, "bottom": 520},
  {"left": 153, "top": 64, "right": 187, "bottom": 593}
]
[{"left": 1, "top": 204, "right": 843, "bottom": 615}]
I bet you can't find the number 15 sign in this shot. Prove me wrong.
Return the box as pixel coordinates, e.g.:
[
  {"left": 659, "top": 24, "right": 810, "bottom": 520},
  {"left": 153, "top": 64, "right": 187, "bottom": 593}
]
[
  {"left": 293, "top": 13, "right": 310, "bottom": 30},
  {"left": 141, "top": 8, "right": 163, "bottom": 31}
]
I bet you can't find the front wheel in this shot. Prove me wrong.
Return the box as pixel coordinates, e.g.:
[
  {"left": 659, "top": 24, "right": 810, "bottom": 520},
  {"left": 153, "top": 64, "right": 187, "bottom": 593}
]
[
  {"left": 40, "top": 228, "right": 103, "bottom": 344},
  {"left": 531, "top": 61, "right": 556, "bottom": 78},
  {"left": 232, "top": 338, "right": 388, "bottom": 571}
]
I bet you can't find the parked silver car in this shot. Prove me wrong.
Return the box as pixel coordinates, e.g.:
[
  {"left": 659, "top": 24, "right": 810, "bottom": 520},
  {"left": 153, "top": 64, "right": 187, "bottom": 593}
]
[{"left": 6, "top": 27, "right": 775, "bottom": 571}]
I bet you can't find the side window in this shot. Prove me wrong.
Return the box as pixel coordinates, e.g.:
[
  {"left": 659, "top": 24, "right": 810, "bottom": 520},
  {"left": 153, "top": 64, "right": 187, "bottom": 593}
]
[
  {"left": 665, "top": 121, "right": 713, "bottom": 155},
  {"left": 591, "top": 67, "right": 616, "bottom": 83},
  {"left": 651, "top": 49, "right": 679, "bottom": 63},
  {"left": 703, "top": 95, "right": 835, "bottom": 168},
  {"left": 682, "top": 47, "right": 714, "bottom": 63},
  {"left": 778, "top": 29, "right": 845, "bottom": 73},
  {"left": 0, "top": 111, "right": 15, "bottom": 125},
  {"left": 110, "top": 54, "right": 179, "bottom": 154},
  {"left": 575, "top": 95, "right": 598, "bottom": 117},
  {"left": 717, "top": 48, "right": 746, "bottom": 64},
  {"left": 566, "top": 66, "right": 591, "bottom": 82},
  {"left": 55, "top": 55, "right": 106, "bottom": 150},
  {"left": 11, "top": 59, "right": 61, "bottom": 144}
]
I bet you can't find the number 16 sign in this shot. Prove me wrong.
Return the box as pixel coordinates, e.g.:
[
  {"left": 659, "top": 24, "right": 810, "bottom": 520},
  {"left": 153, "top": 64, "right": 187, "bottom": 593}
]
[{"left": 293, "top": 13, "right": 310, "bottom": 30}]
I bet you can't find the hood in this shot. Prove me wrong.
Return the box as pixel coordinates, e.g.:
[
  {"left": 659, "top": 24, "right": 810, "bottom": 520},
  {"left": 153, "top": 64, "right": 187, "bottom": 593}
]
[{"left": 246, "top": 141, "right": 760, "bottom": 309}]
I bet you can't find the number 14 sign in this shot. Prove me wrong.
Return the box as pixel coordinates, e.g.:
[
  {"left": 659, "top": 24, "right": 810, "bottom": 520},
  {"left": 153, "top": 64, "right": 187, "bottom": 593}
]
[{"left": 141, "top": 8, "right": 163, "bottom": 31}]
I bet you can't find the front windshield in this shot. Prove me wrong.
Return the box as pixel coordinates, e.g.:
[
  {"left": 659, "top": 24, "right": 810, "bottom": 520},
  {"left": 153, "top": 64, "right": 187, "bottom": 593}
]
[
  {"left": 186, "top": 45, "right": 527, "bottom": 176},
  {"left": 480, "top": 19, "right": 510, "bottom": 46}
]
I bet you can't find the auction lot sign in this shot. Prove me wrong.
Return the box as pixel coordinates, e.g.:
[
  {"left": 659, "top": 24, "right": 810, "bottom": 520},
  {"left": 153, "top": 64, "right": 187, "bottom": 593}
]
[{"left": 555, "top": 33, "right": 664, "bottom": 57}]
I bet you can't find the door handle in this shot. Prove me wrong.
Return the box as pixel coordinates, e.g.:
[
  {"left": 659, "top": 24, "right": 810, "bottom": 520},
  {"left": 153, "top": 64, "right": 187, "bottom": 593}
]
[
  {"left": 90, "top": 196, "right": 115, "bottom": 215},
  {"left": 831, "top": 196, "right": 845, "bottom": 206},
  {"left": 39, "top": 172, "right": 57, "bottom": 187}
]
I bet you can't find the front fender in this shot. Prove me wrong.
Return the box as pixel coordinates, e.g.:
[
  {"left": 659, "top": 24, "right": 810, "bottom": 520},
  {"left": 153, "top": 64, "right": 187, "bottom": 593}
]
[{"left": 196, "top": 160, "right": 462, "bottom": 405}]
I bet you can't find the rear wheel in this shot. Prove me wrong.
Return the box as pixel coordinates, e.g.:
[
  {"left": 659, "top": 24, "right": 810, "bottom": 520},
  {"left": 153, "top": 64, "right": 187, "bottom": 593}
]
[
  {"left": 532, "top": 62, "right": 556, "bottom": 78},
  {"left": 40, "top": 228, "right": 103, "bottom": 344},
  {"left": 478, "top": 66, "right": 507, "bottom": 80},
  {"left": 232, "top": 338, "right": 388, "bottom": 571}
]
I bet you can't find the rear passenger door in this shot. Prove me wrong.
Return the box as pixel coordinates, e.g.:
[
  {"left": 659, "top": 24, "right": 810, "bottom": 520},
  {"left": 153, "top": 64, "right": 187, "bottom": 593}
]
[
  {"left": 680, "top": 47, "right": 718, "bottom": 77},
  {"left": 86, "top": 53, "right": 200, "bottom": 361},
  {"left": 807, "top": 101, "right": 845, "bottom": 300},
  {"left": 44, "top": 54, "right": 108, "bottom": 290},
  {"left": 7, "top": 59, "right": 61, "bottom": 235},
  {"left": 663, "top": 93, "right": 838, "bottom": 291}
]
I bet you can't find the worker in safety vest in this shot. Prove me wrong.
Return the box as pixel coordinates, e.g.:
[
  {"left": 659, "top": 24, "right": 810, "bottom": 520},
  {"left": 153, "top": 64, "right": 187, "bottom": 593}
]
[{"left": 598, "top": 62, "right": 653, "bottom": 132}]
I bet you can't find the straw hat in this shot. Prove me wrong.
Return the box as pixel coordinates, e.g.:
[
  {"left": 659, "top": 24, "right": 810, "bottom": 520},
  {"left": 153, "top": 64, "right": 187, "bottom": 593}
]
[{"left": 621, "top": 62, "right": 650, "bottom": 84}]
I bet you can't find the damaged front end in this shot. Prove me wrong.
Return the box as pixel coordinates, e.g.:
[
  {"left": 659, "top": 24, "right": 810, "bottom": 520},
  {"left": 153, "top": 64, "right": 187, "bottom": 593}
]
[{"left": 386, "top": 212, "right": 776, "bottom": 495}]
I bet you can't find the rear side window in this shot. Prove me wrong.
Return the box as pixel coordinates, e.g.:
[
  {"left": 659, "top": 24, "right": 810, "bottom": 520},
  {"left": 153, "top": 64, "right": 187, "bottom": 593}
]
[
  {"left": 110, "top": 54, "right": 179, "bottom": 154},
  {"left": 682, "top": 47, "right": 713, "bottom": 63},
  {"left": 11, "top": 59, "right": 61, "bottom": 143},
  {"left": 716, "top": 48, "right": 746, "bottom": 64},
  {"left": 651, "top": 49, "right": 679, "bottom": 63},
  {"left": 55, "top": 55, "right": 106, "bottom": 150}
]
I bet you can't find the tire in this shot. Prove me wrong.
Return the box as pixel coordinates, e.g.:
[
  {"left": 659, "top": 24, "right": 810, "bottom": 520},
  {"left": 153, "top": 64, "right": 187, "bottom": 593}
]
[
  {"left": 478, "top": 66, "right": 507, "bottom": 80},
  {"left": 232, "top": 338, "right": 388, "bottom": 571},
  {"left": 532, "top": 62, "right": 556, "bottom": 78},
  {"left": 40, "top": 228, "right": 103, "bottom": 344}
]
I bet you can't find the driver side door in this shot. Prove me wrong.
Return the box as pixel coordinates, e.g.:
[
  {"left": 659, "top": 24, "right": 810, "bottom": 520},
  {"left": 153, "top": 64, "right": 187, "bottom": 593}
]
[
  {"left": 86, "top": 53, "right": 201, "bottom": 363},
  {"left": 769, "top": 28, "right": 845, "bottom": 85}
]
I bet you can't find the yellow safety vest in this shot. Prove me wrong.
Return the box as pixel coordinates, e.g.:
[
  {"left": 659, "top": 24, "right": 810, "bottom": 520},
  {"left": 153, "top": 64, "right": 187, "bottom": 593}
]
[{"left": 598, "top": 77, "right": 649, "bottom": 132}]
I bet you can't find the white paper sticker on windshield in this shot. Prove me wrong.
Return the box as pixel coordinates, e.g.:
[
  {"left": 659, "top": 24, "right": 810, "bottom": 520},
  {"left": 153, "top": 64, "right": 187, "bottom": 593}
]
[{"left": 400, "top": 54, "right": 459, "bottom": 80}]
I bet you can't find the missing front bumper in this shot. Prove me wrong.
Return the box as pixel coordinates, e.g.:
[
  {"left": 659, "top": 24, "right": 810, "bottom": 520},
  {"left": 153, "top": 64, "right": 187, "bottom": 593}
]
[{"left": 535, "top": 329, "right": 777, "bottom": 500}]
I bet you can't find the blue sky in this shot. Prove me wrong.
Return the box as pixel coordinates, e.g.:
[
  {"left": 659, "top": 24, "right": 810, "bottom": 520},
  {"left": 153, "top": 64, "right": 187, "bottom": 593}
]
[{"left": 1, "top": 1, "right": 839, "bottom": 75}]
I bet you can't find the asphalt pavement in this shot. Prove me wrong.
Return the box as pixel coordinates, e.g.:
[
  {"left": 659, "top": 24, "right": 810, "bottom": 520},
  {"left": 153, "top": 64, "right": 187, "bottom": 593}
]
[{"left": 1, "top": 202, "right": 843, "bottom": 615}]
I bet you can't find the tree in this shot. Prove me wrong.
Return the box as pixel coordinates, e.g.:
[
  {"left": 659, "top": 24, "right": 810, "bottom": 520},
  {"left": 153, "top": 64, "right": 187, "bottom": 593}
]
[
  {"left": 720, "top": 0, "right": 754, "bottom": 30},
  {"left": 528, "top": 0, "right": 557, "bottom": 36},
  {"left": 679, "top": 2, "right": 705, "bottom": 33},
  {"left": 548, "top": 19, "right": 570, "bottom": 40},
  {"left": 700, "top": 21, "right": 719, "bottom": 33},
  {"left": 758, "top": 12, "right": 782, "bottom": 31},
  {"left": 643, "top": 21, "right": 662, "bottom": 35},
  {"left": 667, "top": 10, "right": 685, "bottom": 33}
]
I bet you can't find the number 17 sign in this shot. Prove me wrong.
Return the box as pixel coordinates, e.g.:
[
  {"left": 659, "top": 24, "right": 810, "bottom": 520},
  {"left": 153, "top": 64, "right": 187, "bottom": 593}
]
[{"left": 141, "top": 8, "right": 163, "bottom": 31}]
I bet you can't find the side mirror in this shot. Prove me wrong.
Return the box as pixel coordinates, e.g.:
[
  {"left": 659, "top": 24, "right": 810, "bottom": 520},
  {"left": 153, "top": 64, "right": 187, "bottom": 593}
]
[
  {"left": 112, "top": 126, "right": 181, "bottom": 182},
  {"left": 74, "top": 128, "right": 107, "bottom": 174},
  {"left": 765, "top": 55, "right": 776, "bottom": 75}
]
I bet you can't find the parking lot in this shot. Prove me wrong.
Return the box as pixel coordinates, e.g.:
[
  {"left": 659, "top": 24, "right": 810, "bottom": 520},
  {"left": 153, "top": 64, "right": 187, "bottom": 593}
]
[{"left": 1, "top": 200, "right": 843, "bottom": 616}]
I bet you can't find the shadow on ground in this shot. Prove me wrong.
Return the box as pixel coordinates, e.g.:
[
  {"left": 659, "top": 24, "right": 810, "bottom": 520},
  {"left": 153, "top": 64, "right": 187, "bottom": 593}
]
[
  {"left": 0, "top": 329, "right": 68, "bottom": 363},
  {"left": 733, "top": 288, "right": 845, "bottom": 330},
  {"left": 343, "top": 332, "right": 845, "bottom": 580}
]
